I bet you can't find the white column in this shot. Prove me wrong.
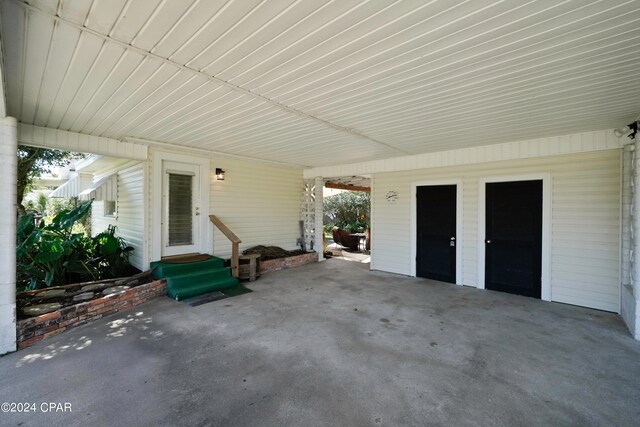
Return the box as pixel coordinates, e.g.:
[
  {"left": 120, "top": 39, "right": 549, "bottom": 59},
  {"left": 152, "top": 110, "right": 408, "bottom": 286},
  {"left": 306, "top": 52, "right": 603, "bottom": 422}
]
[
  {"left": 314, "top": 176, "right": 324, "bottom": 262},
  {"left": 0, "top": 117, "right": 17, "bottom": 354}
]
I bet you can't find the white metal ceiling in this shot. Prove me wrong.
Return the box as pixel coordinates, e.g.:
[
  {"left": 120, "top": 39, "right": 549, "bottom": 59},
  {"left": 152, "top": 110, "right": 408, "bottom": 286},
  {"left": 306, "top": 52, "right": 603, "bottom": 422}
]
[{"left": 2, "top": 0, "right": 640, "bottom": 167}]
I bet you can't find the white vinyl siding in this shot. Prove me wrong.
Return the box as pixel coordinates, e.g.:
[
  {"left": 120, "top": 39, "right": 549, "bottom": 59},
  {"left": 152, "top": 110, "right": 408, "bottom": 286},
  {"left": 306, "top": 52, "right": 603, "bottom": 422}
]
[
  {"left": 372, "top": 150, "right": 621, "bottom": 312},
  {"left": 92, "top": 163, "right": 145, "bottom": 271},
  {"left": 210, "top": 158, "right": 303, "bottom": 258}
]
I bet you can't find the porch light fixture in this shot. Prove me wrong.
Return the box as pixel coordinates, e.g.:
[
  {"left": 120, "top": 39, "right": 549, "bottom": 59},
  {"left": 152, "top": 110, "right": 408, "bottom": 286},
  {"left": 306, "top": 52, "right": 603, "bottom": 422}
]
[
  {"left": 215, "top": 168, "right": 226, "bottom": 180},
  {"left": 614, "top": 121, "right": 638, "bottom": 139}
]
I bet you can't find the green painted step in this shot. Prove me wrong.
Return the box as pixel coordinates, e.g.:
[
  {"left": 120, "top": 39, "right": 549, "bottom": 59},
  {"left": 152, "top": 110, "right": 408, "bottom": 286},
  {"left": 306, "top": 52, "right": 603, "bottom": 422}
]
[
  {"left": 150, "top": 256, "right": 239, "bottom": 301},
  {"left": 167, "top": 276, "right": 239, "bottom": 301},
  {"left": 166, "top": 269, "right": 234, "bottom": 288},
  {"left": 150, "top": 257, "right": 225, "bottom": 278}
]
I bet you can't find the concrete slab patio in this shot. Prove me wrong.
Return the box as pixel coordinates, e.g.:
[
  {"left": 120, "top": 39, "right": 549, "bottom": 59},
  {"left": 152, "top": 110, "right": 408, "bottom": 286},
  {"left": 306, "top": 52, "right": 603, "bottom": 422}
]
[{"left": 1, "top": 260, "right": 639, "bottom": 426}]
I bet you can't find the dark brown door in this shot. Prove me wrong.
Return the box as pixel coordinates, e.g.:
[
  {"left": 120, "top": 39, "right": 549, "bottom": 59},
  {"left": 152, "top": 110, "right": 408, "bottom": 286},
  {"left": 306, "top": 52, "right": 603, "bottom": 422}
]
[
  {"left": 485, "top": 180, "right": 542, "bottom": 298},
  {"left": 416, "top": 185, "right": 456, "bottom": 283}
]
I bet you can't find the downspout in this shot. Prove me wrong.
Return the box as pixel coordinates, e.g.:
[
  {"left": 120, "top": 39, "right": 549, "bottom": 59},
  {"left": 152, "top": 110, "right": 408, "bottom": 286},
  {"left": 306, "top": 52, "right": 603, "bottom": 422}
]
[
  {"left": 622, "top": 143, "right": 632, "bottom": 291},
  {"left": 629, "top": 136, "right": 640, "bottom": 339},
  {"left": 0, "top": 116, "right": 17, "bottom": 354},
  {"left": 315, "top": 176, "right": 324, "bottom": 262}
]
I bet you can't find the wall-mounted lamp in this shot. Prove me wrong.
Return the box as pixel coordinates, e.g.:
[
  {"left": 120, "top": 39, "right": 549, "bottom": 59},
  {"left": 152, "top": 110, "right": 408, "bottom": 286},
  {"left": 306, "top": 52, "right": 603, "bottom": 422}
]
[
  {"left": 614, "top": 121, "right": 639, "bottom": 139},
  {"left": 215, "top": 168, "right": 226, "bottom": 180}
]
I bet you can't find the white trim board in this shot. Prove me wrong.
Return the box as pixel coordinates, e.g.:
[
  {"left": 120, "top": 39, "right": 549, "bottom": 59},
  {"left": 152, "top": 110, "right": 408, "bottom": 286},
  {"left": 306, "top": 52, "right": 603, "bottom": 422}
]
[
  {"left": 151, "top": 150, "right": 211, "bottom": 262},
  {"left": 477, "top": 173, "right": 552, "bottom": 302},
  {"left": 303, "top": 129, "right": 621, "bottom": 179},
  {"left": 19, "top": 124, "right": 148, "bottom": 160},
  {"left": 410, "top": 179, "right": 463, "bottom": 284}
]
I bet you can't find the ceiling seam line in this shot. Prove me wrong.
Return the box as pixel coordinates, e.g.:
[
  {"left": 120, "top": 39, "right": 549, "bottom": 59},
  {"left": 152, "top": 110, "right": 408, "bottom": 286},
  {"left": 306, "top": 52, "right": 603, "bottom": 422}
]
[{"left": 11, "top": 0, "right": 411, "bottom": 156}]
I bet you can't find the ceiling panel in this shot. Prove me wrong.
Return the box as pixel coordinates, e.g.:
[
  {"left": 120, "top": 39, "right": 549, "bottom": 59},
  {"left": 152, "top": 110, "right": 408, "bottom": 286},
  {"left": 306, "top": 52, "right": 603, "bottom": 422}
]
[
  {"left": 129, "top": 0, "right": 197, "bottom": 52},
  {"left": 83, "top": 0, "right": 128, "bottom": 35},
  {"left": 268, "top": 4, "right": 636, "bottom": 108},
  {"left": 46, "top": 32, "right": 106, "bottom": 128},
  {"left": 32, "top": 23, "right": 82, "bottom": 126},
  {"left": 20, "top": 9, "right": 54, "bottom": 124},
  {"left": 110, "top": 0, "right": 163, "bottom": 44},
  {"left": 2, "top": 0, "right": 26, "bottom": 118},
  {"left": 58, "top": 0, "right": 92, "bottom": 26},
  {"left": 3, "top": 0, "right": 640, "bottom": 167}
]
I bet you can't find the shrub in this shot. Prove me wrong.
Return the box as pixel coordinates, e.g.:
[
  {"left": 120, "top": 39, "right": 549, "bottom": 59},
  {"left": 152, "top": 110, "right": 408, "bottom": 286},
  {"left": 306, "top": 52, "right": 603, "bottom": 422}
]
[
  {"left": 323, "top": 191, "right": 370, "bottom": 233},
  {"left": 16, "top": 200, "right": 134, "bottom": 291}
]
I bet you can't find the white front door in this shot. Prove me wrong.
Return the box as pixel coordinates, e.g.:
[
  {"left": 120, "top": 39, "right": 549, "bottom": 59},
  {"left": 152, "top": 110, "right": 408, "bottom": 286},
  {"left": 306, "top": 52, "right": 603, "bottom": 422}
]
[{"left": 162, "top": 161, "right": 201, "bottom": 257}]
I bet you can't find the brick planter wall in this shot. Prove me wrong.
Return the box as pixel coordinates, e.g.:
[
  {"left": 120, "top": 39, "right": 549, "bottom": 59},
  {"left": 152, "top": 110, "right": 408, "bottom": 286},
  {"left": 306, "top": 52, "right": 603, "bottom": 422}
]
[
  {"left": 259, "top": 252, "right": 318, "bottom": 274},
  {"left": 16, "top": 279, "right": 166, "bottom": 349}
]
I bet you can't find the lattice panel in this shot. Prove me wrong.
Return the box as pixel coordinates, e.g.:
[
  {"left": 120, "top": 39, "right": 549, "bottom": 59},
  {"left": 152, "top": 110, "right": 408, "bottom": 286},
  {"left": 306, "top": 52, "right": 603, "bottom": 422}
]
[{"left": 300, "top": 180, "right": 316, "bottom": 251}]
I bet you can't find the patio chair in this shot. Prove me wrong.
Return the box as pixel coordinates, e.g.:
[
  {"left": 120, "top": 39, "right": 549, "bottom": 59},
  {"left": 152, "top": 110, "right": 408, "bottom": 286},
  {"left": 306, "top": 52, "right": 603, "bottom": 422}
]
[{"left": 336, "top": 227, "right": 360, "bottom": 252}]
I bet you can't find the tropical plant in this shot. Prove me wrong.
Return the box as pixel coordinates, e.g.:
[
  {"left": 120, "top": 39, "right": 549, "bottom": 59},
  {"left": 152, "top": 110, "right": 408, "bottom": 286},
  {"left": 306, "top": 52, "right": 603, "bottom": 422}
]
[
  {"left": 16, "top": 200, "right": 134, "bottom": 291},
  {"left": 323, "top": 191, "right": 370, "bottom": 233},
  {"left": 89, "top": 225, "right": 134, "bottom": 279}
]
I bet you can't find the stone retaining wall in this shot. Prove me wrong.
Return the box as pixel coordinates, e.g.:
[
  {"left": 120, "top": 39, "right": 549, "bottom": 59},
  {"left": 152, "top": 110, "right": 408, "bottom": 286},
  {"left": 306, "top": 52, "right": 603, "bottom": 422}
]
[
  {"left": 17, "top": 279, "right": 166, "bottom": 349},
  {"left": 259, "top": 252, "right": 318, "bottom": 273}
]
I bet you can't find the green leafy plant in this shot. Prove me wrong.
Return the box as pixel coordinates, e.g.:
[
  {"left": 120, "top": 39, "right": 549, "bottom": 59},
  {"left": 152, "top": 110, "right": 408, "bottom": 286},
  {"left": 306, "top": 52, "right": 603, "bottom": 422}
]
[
  {"left": 16, "top": 200, "right": 134, "bottom": 291},
  {"left": 89, "top": 225, "right": 134, "bottom": 279}
]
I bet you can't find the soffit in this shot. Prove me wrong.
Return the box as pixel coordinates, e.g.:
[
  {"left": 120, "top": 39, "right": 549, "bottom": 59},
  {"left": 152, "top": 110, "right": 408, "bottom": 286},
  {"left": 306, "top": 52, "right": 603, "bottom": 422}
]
[{"left": 2, "top": 0, "right": 639, "bottom": 167}]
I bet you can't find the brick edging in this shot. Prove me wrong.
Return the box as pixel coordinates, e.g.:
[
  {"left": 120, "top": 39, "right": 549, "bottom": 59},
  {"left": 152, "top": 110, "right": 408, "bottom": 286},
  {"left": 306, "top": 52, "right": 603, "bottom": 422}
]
[
  {"left": 16, "top": 279, "right": 167, "bottom": 349},
  {"left": 259, "top": 252, "right": 318, "bottom": 273}
]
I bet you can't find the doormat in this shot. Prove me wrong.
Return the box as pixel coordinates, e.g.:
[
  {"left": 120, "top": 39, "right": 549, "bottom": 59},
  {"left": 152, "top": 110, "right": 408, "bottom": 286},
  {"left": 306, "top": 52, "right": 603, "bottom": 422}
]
[
  {"left": 221, "top": 285, "right": 253, "bottom": 297},
  {"left": 182, "top": 291, "right": 228, "bottom": 307},
  {"left": 161, "top": 254, "right": 212, "bottom": 264},
  {"left": 181, "top": 285, "right": 253, "bottom": 307}
]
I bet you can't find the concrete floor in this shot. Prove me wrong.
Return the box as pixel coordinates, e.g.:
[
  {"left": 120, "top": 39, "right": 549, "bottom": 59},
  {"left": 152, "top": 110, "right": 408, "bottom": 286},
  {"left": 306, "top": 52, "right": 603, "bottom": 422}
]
[
  {"left": 326, "top": 242, "right": 371, "bottom": 263},
  {"left": 1, "top": 260, "right": 639, "bottom": 426}
]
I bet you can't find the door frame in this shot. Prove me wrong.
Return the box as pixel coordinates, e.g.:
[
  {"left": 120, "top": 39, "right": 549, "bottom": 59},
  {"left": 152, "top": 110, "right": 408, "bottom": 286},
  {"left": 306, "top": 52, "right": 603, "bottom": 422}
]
[
  {"left": 411, "top": 179, "right": 463, "bottom": 284},
  {"left": 477, "top": 173, "right": 552, "bottom": 301},
  {"left": 151, "top": 151, "right": 211, "bottom": 262}
]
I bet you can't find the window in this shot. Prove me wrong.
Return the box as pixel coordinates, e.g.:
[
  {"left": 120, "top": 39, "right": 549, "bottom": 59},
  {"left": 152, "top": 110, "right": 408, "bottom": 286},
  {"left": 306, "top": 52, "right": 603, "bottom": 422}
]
[
  {"left": 104, "top": 200, "right": 116, "bottom": 217},
  {"left": 168, "top": 173, "right": 193, "bottom": 246}
]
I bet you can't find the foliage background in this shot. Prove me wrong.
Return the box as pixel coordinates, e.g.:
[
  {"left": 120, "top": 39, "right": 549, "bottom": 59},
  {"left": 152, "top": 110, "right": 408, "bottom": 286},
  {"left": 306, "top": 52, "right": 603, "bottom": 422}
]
[
  {"left": 323, "top": 191, "right": 370, "bottom": 234},
  {"left": 17, "top": 145, "right": 85, "bottom": 216}
]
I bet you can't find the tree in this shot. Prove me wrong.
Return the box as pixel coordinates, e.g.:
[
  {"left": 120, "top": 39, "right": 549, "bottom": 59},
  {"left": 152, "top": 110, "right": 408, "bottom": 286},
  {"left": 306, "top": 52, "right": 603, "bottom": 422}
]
[
  {"left": 17, "top": 145, "right": 82, "bottom": 217},
  {"left": 323, "top": 191, "right": 370, "bottom": 233},
  {"left": 36, "top": 192, "right": 48, "bottom": 214}
]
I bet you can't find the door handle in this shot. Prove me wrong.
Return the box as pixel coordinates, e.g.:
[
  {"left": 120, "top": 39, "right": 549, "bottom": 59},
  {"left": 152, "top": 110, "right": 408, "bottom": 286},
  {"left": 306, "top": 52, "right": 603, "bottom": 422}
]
[
  {"left": 195, "top": 207, "right": 200, "bottom": 216},
  {"left": 485, "top": 239, "right": 492, "bottom": 244}
]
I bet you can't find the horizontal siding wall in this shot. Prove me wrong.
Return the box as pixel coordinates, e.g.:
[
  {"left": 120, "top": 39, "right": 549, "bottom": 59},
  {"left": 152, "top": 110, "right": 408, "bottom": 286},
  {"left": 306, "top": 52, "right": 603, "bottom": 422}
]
[
  {"left": 92, "top": 163, "right": 145, "bottom": 271},
  {"left": 372, "top": 150, "right": 621, "bottom": 312},
  {"left": 210, "top": 158, "right": 303, "bottom": 258}
]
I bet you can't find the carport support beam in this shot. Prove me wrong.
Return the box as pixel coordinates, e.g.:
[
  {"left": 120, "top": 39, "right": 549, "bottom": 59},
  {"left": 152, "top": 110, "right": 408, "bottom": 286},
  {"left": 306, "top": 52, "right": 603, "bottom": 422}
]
[
  {"left": 0, "top": 116, "right": 17, "bottom": 354},
  {"left": 315, "top": 176, "right": 324, "bottom": 262}
]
